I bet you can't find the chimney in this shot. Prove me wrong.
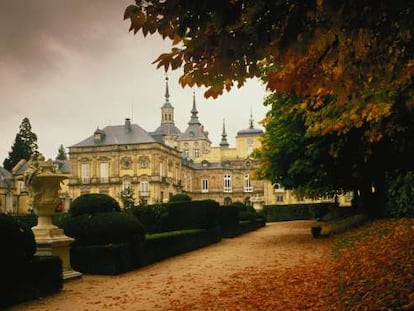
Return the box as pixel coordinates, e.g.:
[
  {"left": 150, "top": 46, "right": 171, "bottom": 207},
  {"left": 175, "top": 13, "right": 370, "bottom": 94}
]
[{"left": 125, "top": 118, "right": 132, "bottom": 132}]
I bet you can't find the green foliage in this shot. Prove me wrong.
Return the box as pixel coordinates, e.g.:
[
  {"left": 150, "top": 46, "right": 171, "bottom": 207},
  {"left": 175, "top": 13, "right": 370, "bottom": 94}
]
[
  {"left": 168, "top": 193, "right": 192, "bottom": 203},
  {"left": 141, "top": 227, "right": 221, "bottom": 267},
  {"left": 0, "top": 214, "right": 36, "bottom": 264},
  {"left": 63, "top": 212, "right": 145, "bottom": 246},
  {"left": 385, "top": 170, "right": 414, "bottom": 218},
  {"left": 164, "top": 200, "right": 219, "bottom": 231},
  {"left": 70, "top": 243, "right": 134, "bottom": 275},
  {"left": 55, "top": 144, "right": 67, "bottom": 160},
  {"left": 69, "top": 193, "right": 121, "bottom": 217},
  {"left": 126, "top": 204, "right": 168, "bottom": 233},
  {"left": 0, "top": 256, "right": 62, "bottom": 309},
  {"left": 262, "top": 203, "right": 338, "bottom": 222},
  {"left": 120, "top": 186, "right": 135, "bottom": 209},
  {"left": 233, "top": 202, "right": 259, "bottom": 222},
  {"left": 3, "top": 117, "right": 39, "bottom": 171}
]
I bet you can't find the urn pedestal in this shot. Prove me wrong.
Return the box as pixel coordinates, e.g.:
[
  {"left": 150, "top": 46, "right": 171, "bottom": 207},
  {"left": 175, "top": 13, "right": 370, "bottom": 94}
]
[{"left": 29, "top": 162, "right": 81, "bottom": 280}]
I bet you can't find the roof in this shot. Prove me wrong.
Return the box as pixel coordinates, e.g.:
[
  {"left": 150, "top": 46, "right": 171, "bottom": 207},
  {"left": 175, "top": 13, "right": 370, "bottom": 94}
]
[
  {"left": 152, "top": 123, "right": 181, "bottom": 137},
  {"left": 0, "top": 167, "right": 13, "bottom": 188},
  {"left": 237, "top": 127, "right": 264, "bottom": 136},
  {"left": 70, "top": 120, "right": 156, "bottom": 148}
]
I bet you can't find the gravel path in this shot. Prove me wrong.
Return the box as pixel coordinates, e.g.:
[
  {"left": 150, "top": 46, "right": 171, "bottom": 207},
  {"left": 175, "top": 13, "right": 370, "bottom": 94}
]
[{"left": 9, "top": 221, "right": 329, "bottom": 311}]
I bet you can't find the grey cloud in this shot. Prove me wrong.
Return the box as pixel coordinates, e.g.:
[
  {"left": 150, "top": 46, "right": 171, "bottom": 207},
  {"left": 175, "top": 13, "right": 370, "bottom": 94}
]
[{"left": 0, "top": 0, "right": 132, "bottom": 80}]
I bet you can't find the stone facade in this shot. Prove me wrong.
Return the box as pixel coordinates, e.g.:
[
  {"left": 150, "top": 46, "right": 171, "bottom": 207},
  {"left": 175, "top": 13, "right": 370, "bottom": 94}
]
[{"left": 67, "top": 78, "right": 281, "bottom": 207}]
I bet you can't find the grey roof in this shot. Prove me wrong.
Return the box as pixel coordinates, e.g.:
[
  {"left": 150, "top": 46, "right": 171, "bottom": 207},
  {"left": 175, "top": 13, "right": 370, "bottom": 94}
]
[
  {"left": 237, "top": 127, "right": 263, "bottom": 136},
  {"left": 177, "top": 93, "right": 211, "bottom": 142},
  {"left": 54, "top": 159, "right": 71, "bottom": 174},
  {"left": 0, "top": 167, "right": 13, "bottom": 188},
  {"left": 237, "top": 115, "right": 264, "bottom": 136},
  {"left": 12, "top": 159, "right": 28, "bottom": 176},
  {"left": 71, "top": 121, "right": 156, "bottom": 148},
  {"left": 152, "top": 123, "right": 181, "bottom": 137}
]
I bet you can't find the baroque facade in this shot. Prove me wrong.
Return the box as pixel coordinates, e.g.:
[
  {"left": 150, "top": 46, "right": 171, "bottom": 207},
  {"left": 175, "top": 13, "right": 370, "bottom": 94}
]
[{"left": 68, "top": 78, "right": 278, "bottom": 207}]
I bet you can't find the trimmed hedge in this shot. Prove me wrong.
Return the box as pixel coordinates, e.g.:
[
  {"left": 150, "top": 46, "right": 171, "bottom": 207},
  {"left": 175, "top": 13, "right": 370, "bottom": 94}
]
[
  {"left": 239, "top": 218, "right": 266, "bottom": 235},
  {"left": 163, "top": 200, "right": 219, "bottom": 231},
  {"left": 169, "top": 193, "right": 192, "bottom": 203},
  {"left": 70, "top": 243, "right": 134, "bottom": 275},
  {"left": 218, "top": 205, "right": 240, "bottom": 238},
  {"left": 126, "top": 204, "right": 168, "bottom": 233},
  {"left": 63, "top": 212, "right": 145, "bottom": 246},
  {"left": 0, "top": 214, "right": 36, "bottom": 265},
  {"left": 262, "top": 203, "right": 337, "bottom": 222},
  {"left": 0, "top": 255, "right": 62, "bottom": 308},
  {"left": 70, "top": 193, "right": 121, "bottom": 217},
  {"left": 139, "top": 227, "right": 222, "bottom": 266}
]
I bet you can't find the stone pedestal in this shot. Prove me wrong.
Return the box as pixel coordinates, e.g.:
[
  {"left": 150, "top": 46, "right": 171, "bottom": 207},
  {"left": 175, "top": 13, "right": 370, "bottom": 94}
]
[
  {"left": 33, "top": 225, "right": 82, "bottom": 280},
  {"left": 26, "top": 159, "right": 81, "bottom": 280},
  {"left": 250, "top": 195, "right": 265, "bottom": 211}
]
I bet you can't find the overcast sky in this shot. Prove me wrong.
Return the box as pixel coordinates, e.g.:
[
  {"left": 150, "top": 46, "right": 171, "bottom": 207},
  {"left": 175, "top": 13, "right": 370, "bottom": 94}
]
[{"left": 0, "top": 0, "right": 268, "bottom": 165}]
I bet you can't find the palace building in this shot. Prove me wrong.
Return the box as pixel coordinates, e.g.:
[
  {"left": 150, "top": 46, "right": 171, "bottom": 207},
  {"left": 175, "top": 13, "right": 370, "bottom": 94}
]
[{"left": 68, "top": 78, "right": 278, "bottom": 207}]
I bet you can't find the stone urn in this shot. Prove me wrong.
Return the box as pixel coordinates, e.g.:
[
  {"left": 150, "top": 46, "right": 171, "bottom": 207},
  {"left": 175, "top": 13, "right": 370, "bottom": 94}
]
[{"left": 26, "top": 158, "right": 81, "bottom": 280}]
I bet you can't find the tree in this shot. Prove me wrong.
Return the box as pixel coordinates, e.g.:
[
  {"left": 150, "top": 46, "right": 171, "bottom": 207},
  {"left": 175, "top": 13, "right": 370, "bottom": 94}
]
[
  {"left": 3, "top": 118, "right": 39, "bottom": 171},
  {"left": 56, "top": 144, "right": 67, "bottom": 160},
  {"left": 120, "top": 186, "right": 135, "bottom": 209},
  {"left": 125, "top": 1, "right": 413, "bottom": 136},
  {"left": 125, "top": 0, "right": 414, "bottom": 213}
]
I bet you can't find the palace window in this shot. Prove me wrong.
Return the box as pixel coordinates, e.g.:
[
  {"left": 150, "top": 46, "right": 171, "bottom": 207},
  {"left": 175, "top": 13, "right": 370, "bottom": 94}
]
[
  {"left": 194, "top": 148, "right": 200, "bottom": 158},
  {"left": 139, "top": 157, "right": 148, "bottom": 168},
  {"left": 139, "top": 181, "right": 149, "bottom": 196},
  {"left": 244, "top": 174, "right": 253, "bottom": 192},
  {"left": 276, "top": 195, "right": 284, "bottom": 202},
  {"left": 99, "top": 162, "right": 109, "bottom": 183},
  {"left": 201, "top": 178, "right": 209, "bottom": 193},
  {"left": 223, "top": 174, "right": 232, "bottom": 193},
  {"left": 122, "top": 179, "right": 131, "bottom": 190},
  {"left": 81, "top": 163, "right": 90, "bottom": 184}
]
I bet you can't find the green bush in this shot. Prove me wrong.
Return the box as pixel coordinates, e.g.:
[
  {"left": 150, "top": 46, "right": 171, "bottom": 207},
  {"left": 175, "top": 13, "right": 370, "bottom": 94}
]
[
  {"left": 262, "top": 203, "right": 338, "bottom": 222},
  {"left": 385, "top": 170, "right": 414, "bottom": 218},
  {"left": 126, "top": 204, "right": 168, "bottom": 233},
  {"left": 169, "top": 193, "right": 192, "bottom": 203},
  {"left": 1, "top": 255, "right": 62, "bottom": 309},
  {"left": 63, "top": 212, "right": 145, "bottom": 246},
  {"left": 0, "top": 214, "right": 36, "bottom": 265},
  {"left": 164, "top": 200, "right": 219, "bottom": 231},
  {"left": 232, "top": 202, "right": 258, "bottom": 222},
  {"left": 140, "top": 227, "right": 221, "bottom": 266},
  {"left": 69, "top": 193, "right": 121, "bottom": 217}
]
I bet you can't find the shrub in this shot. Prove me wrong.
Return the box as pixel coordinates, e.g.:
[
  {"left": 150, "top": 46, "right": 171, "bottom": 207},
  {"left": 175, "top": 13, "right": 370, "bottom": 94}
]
[
  {"left": 0, "top": 214, "right": 36, "bottom": 265},
  {"left": 385, "top": 170, "right": 414, "bottom": 218},
  {"left": 169, "top": 193, "right": 192, "bottom": 203},
  {"left": 164, "top": 200, "right": 219, "bottom": 231},
  {"left": 69, "top": 193, "right": 121, "bottom": 217},
  {"left": 63, "top": 212, "right": 145, "bottom": 246},
  {"left": 262, "top": 203, "right": 338, "bottom": 222},
  {"left": 126, "top": 204, "right": 168, "bottom": 233},
  {"left": 233, "top": 202, "right": 258, "bottom": 222}
]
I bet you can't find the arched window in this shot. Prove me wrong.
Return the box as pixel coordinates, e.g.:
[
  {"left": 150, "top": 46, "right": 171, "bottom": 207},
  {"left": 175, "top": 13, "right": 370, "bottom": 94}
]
[{"left": 224, "top": 197, "right": 232, "bottom": 206}]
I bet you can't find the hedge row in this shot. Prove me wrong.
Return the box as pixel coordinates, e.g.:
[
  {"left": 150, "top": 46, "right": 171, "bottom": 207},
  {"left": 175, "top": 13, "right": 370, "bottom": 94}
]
[
  {"left": 262, "top": 203, "right": 339, "bottom": 222},
  {"left": 70, "top": 227, "right": 222, "bottom": 275},
  {"left": 0, "top": 255, "right": 63, "bottom": 308}
]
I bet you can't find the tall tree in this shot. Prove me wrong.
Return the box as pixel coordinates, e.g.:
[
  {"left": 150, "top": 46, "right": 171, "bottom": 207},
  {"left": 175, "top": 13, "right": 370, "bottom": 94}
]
[
  {"left": 56, "top": 144, "right": 67, "bottom": 160},
  {"left": 125, "top": 0, "right": 413, "bottom": 139},
  {"left": 3, "top": 118, "right": 39, "bottom": 171},
  {"left": 125, "top": 0, "right": 414, "bottom": 213}
]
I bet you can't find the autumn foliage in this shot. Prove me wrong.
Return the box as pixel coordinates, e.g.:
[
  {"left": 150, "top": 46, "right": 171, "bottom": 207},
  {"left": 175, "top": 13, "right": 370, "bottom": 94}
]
[{"left": 168, "top": 218, "right": 414, "bottom": 310}]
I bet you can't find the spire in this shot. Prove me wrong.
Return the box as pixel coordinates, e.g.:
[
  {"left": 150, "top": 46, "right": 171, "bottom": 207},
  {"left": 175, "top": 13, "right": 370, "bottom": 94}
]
[
  {"left": 249, "top": 109, "right": 254, "bottom": 129},
  {"left": 220, "top": 119, "right": 229, "bottom": 148},
  {"left": 189, "top": 91, "right": 201, "bottom": 125},
  {"left": 164, "top": 76, "right": 170, "bottom": 104}
]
